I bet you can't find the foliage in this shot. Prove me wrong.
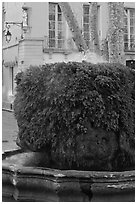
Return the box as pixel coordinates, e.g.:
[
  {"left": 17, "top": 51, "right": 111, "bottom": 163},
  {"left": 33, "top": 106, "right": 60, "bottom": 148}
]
[{"left": 14, "top": 62, "right": 135, "bottom": 171}]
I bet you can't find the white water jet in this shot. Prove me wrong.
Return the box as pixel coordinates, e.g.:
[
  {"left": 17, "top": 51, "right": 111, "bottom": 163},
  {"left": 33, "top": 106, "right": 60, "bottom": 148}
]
[{"left": 68, "top": 50, "right": 107, "bottom": 64}]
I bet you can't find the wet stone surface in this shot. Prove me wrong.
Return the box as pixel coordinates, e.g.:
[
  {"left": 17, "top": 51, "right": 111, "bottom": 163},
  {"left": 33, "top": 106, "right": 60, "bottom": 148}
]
[{"left": 2, "top": 110, "right": 18, "bottom": 152}]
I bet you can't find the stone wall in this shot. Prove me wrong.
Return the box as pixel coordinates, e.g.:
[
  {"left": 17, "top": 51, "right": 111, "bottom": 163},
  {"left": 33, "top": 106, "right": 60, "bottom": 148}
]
[{"left": 18, "top": 38, "right": 43, "bottom": 71}]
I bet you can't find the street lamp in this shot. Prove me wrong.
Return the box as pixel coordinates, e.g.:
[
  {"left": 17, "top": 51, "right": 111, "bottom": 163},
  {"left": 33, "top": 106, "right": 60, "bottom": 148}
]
[
  {"left": 5, "top": 21, "right": 23, "bottom": 43},
  {"left": 5, "top": 29, "right": 12, "bottom": 43},
  {"left": 4, "top": 5, "right": 29, "bottom": 43}
]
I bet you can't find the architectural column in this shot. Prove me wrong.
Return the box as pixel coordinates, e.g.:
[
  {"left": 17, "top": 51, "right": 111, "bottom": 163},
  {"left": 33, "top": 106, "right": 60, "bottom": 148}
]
[{"left": 108, "top": 2, "right": 125, "bottom": 64}]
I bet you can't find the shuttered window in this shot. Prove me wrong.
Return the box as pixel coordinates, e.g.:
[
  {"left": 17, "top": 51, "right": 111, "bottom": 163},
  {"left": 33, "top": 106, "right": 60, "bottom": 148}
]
[
  {"left": 124, "top": 8, "right": 135, "bottom": 51},
  {"left": 49, "top": 3, "right": 64, "bottom": 49},
  {"left": 83, "top": 5, "right": 90, "bottom": 47}
]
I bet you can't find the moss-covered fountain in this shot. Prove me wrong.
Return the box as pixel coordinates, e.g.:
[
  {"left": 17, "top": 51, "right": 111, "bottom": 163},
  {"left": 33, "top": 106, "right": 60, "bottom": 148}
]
[{"left": 2, "top": 61, "right": 135, "bottom": 201}]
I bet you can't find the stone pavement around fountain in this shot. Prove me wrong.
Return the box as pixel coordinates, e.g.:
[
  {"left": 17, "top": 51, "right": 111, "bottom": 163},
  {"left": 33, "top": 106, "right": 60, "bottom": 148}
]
[{"left": 2, "top": 110, "right": 19, "bottom": 152}]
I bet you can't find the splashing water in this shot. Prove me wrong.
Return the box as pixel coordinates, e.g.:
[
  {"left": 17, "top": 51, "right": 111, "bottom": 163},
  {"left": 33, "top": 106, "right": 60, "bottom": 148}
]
[
  {"left": 68, "top": 50, "right": 106, "bottom": 64},
  {"left": 82, "top": 50, "right": 107, "bottom": 63}
]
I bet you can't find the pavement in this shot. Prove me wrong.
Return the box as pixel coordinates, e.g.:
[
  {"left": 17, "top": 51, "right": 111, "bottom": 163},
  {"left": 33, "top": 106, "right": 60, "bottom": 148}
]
[{"left": 2, "top": 110, "right": 19, "bottom": 152}]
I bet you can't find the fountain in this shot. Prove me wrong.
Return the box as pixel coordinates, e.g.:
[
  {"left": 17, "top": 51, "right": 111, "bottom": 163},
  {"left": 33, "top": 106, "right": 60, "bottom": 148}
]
[{"left": 2, "top": 60, "right": 135, "bottom": 202}]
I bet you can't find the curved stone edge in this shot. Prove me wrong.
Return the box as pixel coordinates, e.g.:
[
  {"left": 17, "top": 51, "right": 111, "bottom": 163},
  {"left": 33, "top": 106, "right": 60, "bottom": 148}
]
[
  {"left": 2, "top": 148, "right": 24, "bottom": 160},
  {"left": 2, "top": 148, "right": 135, "bottom": 181},
  {"left": 2, "top": 149, "right": 135, "bottom": 202}
]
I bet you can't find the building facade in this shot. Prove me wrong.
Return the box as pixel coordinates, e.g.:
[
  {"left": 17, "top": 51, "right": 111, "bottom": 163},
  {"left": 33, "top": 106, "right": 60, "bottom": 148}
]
[{"left": 2, "top": 2, "right": 135, "bottom": 109}]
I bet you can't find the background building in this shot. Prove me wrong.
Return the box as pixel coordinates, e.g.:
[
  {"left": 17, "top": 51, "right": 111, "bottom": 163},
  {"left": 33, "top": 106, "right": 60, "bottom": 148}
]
[{"left": 2, "top": 2, "right": 135, "bottom": 109}]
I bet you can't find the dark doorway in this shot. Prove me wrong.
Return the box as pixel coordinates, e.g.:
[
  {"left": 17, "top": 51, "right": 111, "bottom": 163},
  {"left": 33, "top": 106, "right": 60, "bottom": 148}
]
[{"left": 126, "top": 60, "right": 135, "bottom": 70}]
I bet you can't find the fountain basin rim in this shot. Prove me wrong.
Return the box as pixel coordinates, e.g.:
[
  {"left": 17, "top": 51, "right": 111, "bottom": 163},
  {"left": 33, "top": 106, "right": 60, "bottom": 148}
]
[
  {"left": 2, "top": 149, "right": 135, "bottom": 202},
  {"left": 2, "top": 149, "right": 135, "bottom": 181}
]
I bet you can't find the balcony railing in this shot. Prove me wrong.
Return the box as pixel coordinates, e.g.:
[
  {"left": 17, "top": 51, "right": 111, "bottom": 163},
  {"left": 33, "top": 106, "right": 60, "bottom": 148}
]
[
  {"left": 43, "top": 36, "right": 77, "bottom": 52},
  {"left": 124, "top": 39, "right": 135, "bottom": 52},
  {"left": 43, "top": 37, "right": 135, "bottom": 53}
]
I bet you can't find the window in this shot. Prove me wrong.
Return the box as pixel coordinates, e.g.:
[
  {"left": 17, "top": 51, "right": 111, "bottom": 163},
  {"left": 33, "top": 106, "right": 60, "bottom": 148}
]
[
  {"left": 49, "top": 3, "right": 64, "bottom": 49},
  {"left": 83, "top": 5, "right": 90, "bottom": 47},
  {"left": 124, "top": 8, "right": 135, "bottom": 51}
]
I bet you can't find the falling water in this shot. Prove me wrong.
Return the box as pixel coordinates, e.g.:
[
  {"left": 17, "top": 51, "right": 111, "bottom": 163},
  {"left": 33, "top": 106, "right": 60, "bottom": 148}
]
[{"left": 68, "top": 50, "right": 107, "bottom": 64}]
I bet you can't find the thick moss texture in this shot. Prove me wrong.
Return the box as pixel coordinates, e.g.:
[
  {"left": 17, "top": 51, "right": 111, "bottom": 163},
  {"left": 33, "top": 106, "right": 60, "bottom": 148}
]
[{"left": 14, "top": 62, "right": 135, "bottom": 171}]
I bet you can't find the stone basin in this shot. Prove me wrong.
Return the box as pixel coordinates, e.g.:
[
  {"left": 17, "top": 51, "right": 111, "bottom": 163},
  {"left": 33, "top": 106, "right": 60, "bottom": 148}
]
[{"left": 2, "top": 149, "right": 135, "bottom": 202}]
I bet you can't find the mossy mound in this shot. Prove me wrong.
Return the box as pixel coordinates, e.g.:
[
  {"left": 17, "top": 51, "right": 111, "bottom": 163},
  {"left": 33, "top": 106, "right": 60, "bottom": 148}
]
[{"left": 14, "top": 62, "right": 135, "bottom": 171}]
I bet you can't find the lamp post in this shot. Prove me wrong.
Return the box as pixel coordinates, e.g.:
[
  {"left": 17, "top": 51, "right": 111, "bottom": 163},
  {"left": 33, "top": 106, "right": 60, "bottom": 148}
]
[
  {"left": 5, "top": 29, "right": 12, "bottom": 43},
  {"left": 4, "top": 4, "right": 29, "bottom": 43},
  {"left": 5, "top": 22, "right": 23, "bottom": 43}
]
